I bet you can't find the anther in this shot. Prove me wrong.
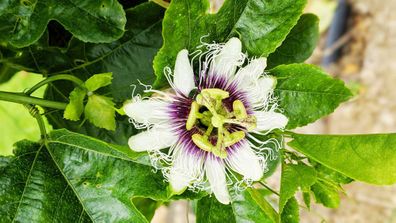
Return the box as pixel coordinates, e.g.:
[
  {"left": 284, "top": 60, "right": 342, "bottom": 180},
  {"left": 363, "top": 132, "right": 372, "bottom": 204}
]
[
  {"left": 186, "top": 102, "right": 200, "bottom": 130},
  {"left": 233, "top": 100, "right": 247, "bottom": 119},
  {"left": 192, "top": 134, "right": 213, "bottom": 152}
]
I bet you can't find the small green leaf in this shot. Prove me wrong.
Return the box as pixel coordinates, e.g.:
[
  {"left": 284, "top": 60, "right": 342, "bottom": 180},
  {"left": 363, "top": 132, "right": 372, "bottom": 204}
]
[
  {"left": 311, "top": 182, "right": 340, "bottom": 208},
  {"left": 63, "top": 87, "right": 87, "bottom": 121},
  {"left": 314, "top": 162, "right": 353, "bottom": 185},
  {"left": 154, "top": 0, "right": 307, "bottom": 87},
  {"left": 302, "top": 191, "right": 311, "bottom": 209},
  {"left": 85, "top": 72, "right": 113, "bottom": 92},
  {"left": 279, "top": 164, "right": 317, "bottom": 212},
  {"left": 270, "top": 64, "right": 353, "bottom": 129},
  {"left": 281, "top": 197, "right": 299, "bottom": 223},
  {"left": 289, "top": 133, "right": 396, "bottom": 185},
  {"left": 85, "top": 94, "right": 116, "bottom": 131},
  {"left": 0, "top": 0, "right": 126, "bottom": 47},
  {"left": 267, "top": 13, "right": 320, "bottom": 68}
]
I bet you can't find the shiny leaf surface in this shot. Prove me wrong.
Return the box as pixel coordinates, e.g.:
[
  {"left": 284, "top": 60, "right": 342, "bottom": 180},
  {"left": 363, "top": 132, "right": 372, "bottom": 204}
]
[
  {"left": 289, "top": 133, "right": 396, "bottom": 185},
  {"left": 267, "top": 14, "right": 319, "bottom": 68},
  {"left": 0, "top": 0, "right": 126, "bottom": 47},
  {"left": 270, "top": 64, "right": 352, "bottom": 129}
]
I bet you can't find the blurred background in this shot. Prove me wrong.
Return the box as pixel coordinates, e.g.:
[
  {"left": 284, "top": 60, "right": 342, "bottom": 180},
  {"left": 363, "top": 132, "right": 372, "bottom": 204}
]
[{"left": 1, "top": 0, "right": 395, "bottom": 222}]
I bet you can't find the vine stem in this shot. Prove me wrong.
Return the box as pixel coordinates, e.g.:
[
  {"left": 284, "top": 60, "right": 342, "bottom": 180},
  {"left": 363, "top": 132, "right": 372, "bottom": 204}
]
[
  {"left": 258, "top": 181, "right": 280, "bottom": 196},
  {"left": 25, "top": 104, "right": 48, "bottom": 140},
  {"left": 0, "top": 91, "right": 67, "bottom": 110},
  {"left": 150, "top": 0, "right": 169, "bottom": 8},
  {"left": 25, "top": 74, "right": 85, "bottom": 95}
]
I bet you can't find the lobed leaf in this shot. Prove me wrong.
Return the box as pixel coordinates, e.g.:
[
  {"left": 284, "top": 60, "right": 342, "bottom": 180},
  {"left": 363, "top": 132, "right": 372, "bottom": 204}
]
[
  {"left": 84, "top": 94, "right": 116, "bottom": 131},
  {"left": 289, "top": 133, "right": 396, "bottom": 185},
  {"left": 63, "top": 87, "right": 86, "bottom": 121},
  {"left": 84, "top": 73, "right": 113, "bottom": 92},
  {"left": 270, "top": 64, "right": 353, "bottom": 129}
]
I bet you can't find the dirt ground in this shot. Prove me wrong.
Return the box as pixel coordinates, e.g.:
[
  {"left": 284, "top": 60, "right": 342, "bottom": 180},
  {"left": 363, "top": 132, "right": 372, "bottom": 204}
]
[
  {"left": 152, "top": 0, "right": 396, "bottom": 222},
  {"left": 300, "top": 0, "right": 396, "bottom": 222}
]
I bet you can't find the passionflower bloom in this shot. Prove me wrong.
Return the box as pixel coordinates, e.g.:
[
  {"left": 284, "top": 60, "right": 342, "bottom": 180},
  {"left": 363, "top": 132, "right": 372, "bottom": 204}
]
[{"left": 124, "top": 37, "right": 288, "bottom": 204}]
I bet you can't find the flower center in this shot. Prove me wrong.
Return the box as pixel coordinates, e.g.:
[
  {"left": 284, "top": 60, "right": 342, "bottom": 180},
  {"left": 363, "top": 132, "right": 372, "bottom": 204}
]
[{"left": 186, "top": 88, "right": 257, "bottom": 158}]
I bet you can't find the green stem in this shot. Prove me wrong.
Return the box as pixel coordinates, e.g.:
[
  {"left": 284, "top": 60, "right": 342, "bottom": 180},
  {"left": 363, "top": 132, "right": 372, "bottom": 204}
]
[
  {"left": 0, "top": 91, "right": 67, "bottom": 110},
  {"left": 25, "top": 104, "right": 48, "bottom": 140},
  {"left": 25, "top": 74, "right": 85, "bottom": 95},
  {"left": 258, "top": 181, "right": 280, "bottom": 196}
]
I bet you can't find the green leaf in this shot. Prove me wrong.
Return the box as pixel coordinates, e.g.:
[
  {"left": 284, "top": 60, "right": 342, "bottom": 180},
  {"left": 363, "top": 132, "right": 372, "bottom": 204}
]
[
  {"left": 85, "top": 72, "right": 113, "bottom": 92},
  {"left": 196, "top": 188, "right": 278, "bottom": 223},
  {"left": 231, "top": 188, "right": 279, "bottom": 223},
  {"left": 281, "top": 197, "right": 299, "bottom": 223},
  {"left": 289, "top": 133, "right": 396, "bottom": 185},
  {"left": 270, "top": 64, "right": 353, "bottom": 129},
  {"left": 46, "top": 129, "right": 172, "bottom": 222},
  {"left": 0, "top": 140, "right": 91, "bottom": 222},
  {"left": 0, "top": 0, "right": 126, "bottom": 47},
  {"left": 313, "top": 162, "right": 353, "bottom": 185},
  {"left": 311, "top": 182, "right": 340, "bottom": 208},
  {"left": 132, "top": 197, "right": 162, "bottom": 222},
  {"left": 267, "top": 14, "right": 320, "bottom": 69},
  {"left": 85, "top": 94, "right": 116, "bottom": 131},
  {"left": 234, "top": 0, "right": 307, "bottom": 57},
  {"left": 302, "top": 192, "right": 311, "bottom": 209},
  {"left": 64, "top": 87, "right": 87, "bottom": 121},
  {"left": 153, "top": 0, "right": 306, "bottom": 87},
  {"left": 279, "top": 164, "right": 317, "bottom": 212},
  {"left": 196, "top": 196, "right": 236, "bottom": 223}
]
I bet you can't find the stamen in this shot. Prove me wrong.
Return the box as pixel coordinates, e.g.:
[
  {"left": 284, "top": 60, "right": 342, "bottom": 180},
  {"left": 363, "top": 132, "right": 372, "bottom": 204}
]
[
  {"left": 233, "top": 100, "right": 247, "bottom": 119},
  {"left": 192, "top": 134, "right": 214, "bottom": 152},
  {"left": 186, "top": 101, "right": 200, "bottom": 130}
]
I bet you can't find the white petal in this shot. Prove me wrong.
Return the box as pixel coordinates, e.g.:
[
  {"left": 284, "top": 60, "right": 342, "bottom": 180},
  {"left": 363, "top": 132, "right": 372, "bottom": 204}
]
[
  {"left": 128, "top": 125, "right": 177, "bottom": 152},
  {"left": 255, "top": 111, "right": 288, "bottom": 131},
  {"left": 205, "top": 156, "right": 230, "bottom": 204},
  {"left": 212, "top": 37, "right": 243, "bottom": 77},
  {"left": 226, "top": 143, "right": 264, "bottom": 181},
  {"left": 174, "top": 49, "right": 195, "bottom": 96},
  {"left": 245, "top": 76, "right": 277, "bottom": 107},
  {"left": 169, "top": 148, "right": 204, "bottom": 194},
  {"left": 124, "top": 98, "right": 170, "bottom": 125},
  {"left": 234, "top": 57, "right": 267, "bottom": 88}
]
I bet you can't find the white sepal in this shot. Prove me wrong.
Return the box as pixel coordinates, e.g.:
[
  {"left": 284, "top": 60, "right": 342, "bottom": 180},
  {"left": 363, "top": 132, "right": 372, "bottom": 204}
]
[
  {"left": 124, "top": 98, "right": 170, "bottom": 126},
  {"left": 255, "top": 111, "right": 288, "bottom": 131},
  {"left": 174, "top": 49, "right": 196, "bottom": 96},
  {"left": 234, "top": 57, "right": 267, "bottom": 88},
  {"left": 128, "top": 124, "right": 177, "bottom": 152},
  {"left": 226, "top": 143, "right": 264, "bottom": 181},
  {"left": 205, "top": 156, "right": 231, "bottom": 204},
  {"left": 169, "top": 147, "right": 204, "bottom": 194},
  {"left": 212, "top": 37, "right": 243, "bottom": 77}
]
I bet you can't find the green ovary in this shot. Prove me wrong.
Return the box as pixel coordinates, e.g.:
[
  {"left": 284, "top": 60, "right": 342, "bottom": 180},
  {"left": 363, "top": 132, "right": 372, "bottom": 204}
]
[{"left": 186, "top": 88, "right": 257, "bottom": 158}]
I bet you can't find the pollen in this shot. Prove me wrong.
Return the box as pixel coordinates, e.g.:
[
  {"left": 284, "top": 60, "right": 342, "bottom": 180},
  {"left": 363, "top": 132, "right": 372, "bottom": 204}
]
[{"left": 186, "top": 88, "right": 257, "bottom": 158}]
